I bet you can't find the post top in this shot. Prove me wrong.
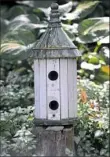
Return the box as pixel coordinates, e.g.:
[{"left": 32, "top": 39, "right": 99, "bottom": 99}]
[
  {"left": 51, "top": 3, "right": 59, "bottom": 10},
  {"left": 49, "top": 3, "right": 60, "bottom": 27}
]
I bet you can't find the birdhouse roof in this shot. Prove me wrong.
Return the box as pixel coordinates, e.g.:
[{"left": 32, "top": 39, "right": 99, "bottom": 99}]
[{"left": 31, "top": 3, "right": 81, "bottom": 59}]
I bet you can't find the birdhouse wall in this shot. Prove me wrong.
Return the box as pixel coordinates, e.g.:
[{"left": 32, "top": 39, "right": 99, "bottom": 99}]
[
  {"left": 60, "top": 59, "right": 77, "bottom": 119},
  {"left": 60, "top": 59, "right": 68, "bottom": 119},
  {"left": 34, "top": 58, "right": 77, "bottom": 121},
  {"left": 68, "top": 59, "right": 77, "bottom": 118},
  {"left": 34, "top": 59, "right": 47, "bottom": 119}
]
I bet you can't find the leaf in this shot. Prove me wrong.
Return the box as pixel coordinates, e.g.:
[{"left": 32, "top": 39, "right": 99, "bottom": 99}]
[
  {"left": 28, "top": 116, "right": 34, "bottom": 121},
  {"left": 17, "top": 0, "right": 55, "bottom": 8},
  {"left": 0, "top": 6, "right": 9, "bottom": 18},
  {"left": 3, "top": 30, "right": 36, "bottom": 45},
  {"left": 14, "top": 67, "right": 27, "bottom": 74},
  {"left": 88, "top": 55, "right": 99, "bottom": 64},
  {"left": 4, "top": 14, "right": 47, "bottom": 43},
  {"left": 0, "top": 18, "right": 9, "bottom": 37},
  {"left": 17, "top": 0, "right": 34, "bottom": 7},
  {"left": 95, "top": 72, "right": 109, "bottom": 83},
  {"left": 8, "top": 14, "right": 41, "bottom": 32},
  {"left": 78, "top": 17, "right": 107, "bottom": 35},
  {"left": 62, "top": 1, "right": 99, "bottom": 20},
  {"left": 1, "top": 13, "right": 47, "bottom": 44},
  {"left": 84, "top": 18, "right": 109, "bottom": 35},
  {"left": 62, "top": 23, "right": 78, "bottom": 40},
  {"left": 98, "top": 36, "right": 109, "bottom": 44},
  {"left": 65, "top": 148, "right": 73, "bottom": 156},
  {"left": 9, "top": 22, "right": 46, "bottom": 32},
  {"left": 56, "top": 1, "right": 73, "bottom": 16},
  {"left": 0, "top": 40, "right": 35, "bottom": 61},
  {"left": 100, "top": 149, "right": 107, "bottom": 155},
  {"left": 0, "top": 41, "right": 28, "bottom": 60},
  {"left": 7, "top": 6, "right": 28, "bottom": 20},
  {"left": 94, "top": 130, "right": 104, "bottom": 137},
  {"left": 1, "top": 42, "right": 23, "bottom": 50},
  {"left": 81, "top": 62, "right": 101, "bottom": 70},
  {"left": 74, "top": 136, "right": 80, "bottom": 144},
  {"left": 79, "top": 131, "right": 86, "bottom": 138},
  {"left": 99, "top": 46, "right": 109, "bottom": 63},
  {"left": 101, "top": 65, "right": 110, "bottom": 75},
  {"left": 77, "top": 17, "right": 109, "bottom": 43},
  {"left": 34, "top": 1, "right": 73, "bottom": 18},
  {"left": 10, "top": 14, "right": 40, "bottom": 23},
  {"left": 91, "top": 5, "right": 104, "bottom": 17},
  {"left": 34, "top": 7, "right": 49, "bottom": 18}
]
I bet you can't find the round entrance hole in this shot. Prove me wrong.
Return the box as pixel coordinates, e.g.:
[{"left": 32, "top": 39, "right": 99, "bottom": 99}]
[
  {"left": 48, "top": 71, "right": 58, "bottom": 81},
  {"left": 49, "top": 100, "right": 59, "bottom": 110}
]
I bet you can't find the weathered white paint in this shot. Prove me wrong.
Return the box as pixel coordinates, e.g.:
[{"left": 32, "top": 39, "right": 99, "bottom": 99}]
[
  {"left": 68, "top": 59, "right": 77, "bottom": 118},
  {"left": 60, "top": 59, "right": 68, "bottom": 119},
  {"left": 39, "top": 60, "right": 47, "bottom": 119},
  {"left": 47, "top": 59, "right": 60, "bottom": 120},
  {"left": 72, "top": 59, "right": 77, "bottom": 117},
  {"left": 34, "top": 58, "right": 77, "bottom": 120},
  {"left": 34, "top": 59, "right": 40, "bottom": 118}
]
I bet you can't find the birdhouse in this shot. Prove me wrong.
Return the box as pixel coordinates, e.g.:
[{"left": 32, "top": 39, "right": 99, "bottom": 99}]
[{"left": 32, "top": 3, "right": 81, "bottom": 125}]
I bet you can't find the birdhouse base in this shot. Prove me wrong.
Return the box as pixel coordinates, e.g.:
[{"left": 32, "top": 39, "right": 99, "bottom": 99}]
[{"left": 34, "top": 118, "right": 78, "bottom": 126}]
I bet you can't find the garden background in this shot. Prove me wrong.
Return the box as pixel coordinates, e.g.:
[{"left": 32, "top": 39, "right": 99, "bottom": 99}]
[{"left": 0, "top": 0, "right": 109, "bottom": 156}]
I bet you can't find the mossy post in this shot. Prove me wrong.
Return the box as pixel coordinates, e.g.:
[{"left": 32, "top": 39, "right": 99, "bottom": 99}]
[{"left": 31, "top": 3, "right": 81, "bottom": 156}]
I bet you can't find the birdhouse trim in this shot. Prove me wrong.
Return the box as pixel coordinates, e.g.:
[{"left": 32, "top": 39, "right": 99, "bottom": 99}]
[{"left": 33, "top": 3, "right": 81, "bottom": 126}]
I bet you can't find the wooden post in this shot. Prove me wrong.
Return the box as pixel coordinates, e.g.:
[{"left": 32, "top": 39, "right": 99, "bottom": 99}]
[{"left": 34, "top": 126, "right": 76, "bottom": 156}]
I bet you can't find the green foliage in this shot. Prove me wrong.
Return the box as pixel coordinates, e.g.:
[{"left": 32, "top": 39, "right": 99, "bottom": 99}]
[
  {"left": 0, "top": 64, "right": 36, "bottom": 156},
  {"left": 0, "top": 1, "right": 109, "bottom": 156},
  {"left": 62, "top": 1, "right": 99, "bottom": 20},
  {"left": 74, "top": 80, "right": 109, "bottom": 157},
  {"left": 0, "top": 76, "right": 109, "bottom": 156},
  {"left": 77, "top": 17, "right": 109, "bottom": 43},
  {"left": 0, "top": 0, "right": 109, "bottom": 82},
  {"left": 0, "top": 69, "right": 34, "bottom": 110}
]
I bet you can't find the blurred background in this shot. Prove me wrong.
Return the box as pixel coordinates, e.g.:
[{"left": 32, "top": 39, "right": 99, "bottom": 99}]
[
  {"left": 0, "top": 0, "right": 109, "bottom": 82},
  {"left": 0, "top": 0, "right": 109, "bottom": 156}
]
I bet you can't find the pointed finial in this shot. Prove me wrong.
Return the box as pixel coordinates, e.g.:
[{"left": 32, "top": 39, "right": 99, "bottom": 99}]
[
  {"left": 49, "top": 3, "right": 61, "bottom": 27},
  {"left": 51, "top": 3, "right": 59, "bottom": 10}
]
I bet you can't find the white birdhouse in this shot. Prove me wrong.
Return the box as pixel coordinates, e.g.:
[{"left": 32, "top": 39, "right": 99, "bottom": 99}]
[{"left": 32, "top": 3, "right": 81, "bottom": 125}]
